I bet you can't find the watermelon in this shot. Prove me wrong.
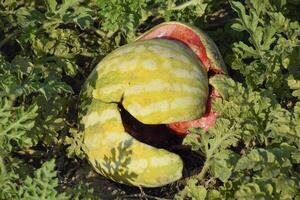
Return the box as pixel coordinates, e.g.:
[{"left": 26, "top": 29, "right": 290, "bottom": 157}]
[{"left": 79, "top": 22, "right": 227, "bottom": 187}]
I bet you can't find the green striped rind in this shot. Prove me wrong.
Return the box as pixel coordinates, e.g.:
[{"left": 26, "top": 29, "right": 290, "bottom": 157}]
[
  {"left": 81, "top": 99, "right": 183, "bottom": 187},
  {"left": 92, "top": 39, "right": 208, "bottom": 124},
  {"left": 191, "top": 25, "right": 228, "bottom": 74},
  {"left": 137, "top": 21, "right": 228, "bottom": 74}
]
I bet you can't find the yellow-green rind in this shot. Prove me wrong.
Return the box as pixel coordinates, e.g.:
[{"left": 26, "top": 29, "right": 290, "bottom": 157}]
[
  {"left": 137, "top": 21, "right": 228, "bottom": 74},
  {"left": 80, "top": 38, "right": 210, "bottom": 187},
  {"left": 81, "top": 99, "right": 183, "bottom": 187},
  {"left": 91, "top": 39, "right": 208, "bottom": 124}
]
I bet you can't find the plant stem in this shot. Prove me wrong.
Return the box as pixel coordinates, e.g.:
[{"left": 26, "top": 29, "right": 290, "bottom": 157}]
[
  {"left": 90, "top": 27, "right": 107, "bottom": 38},
  {"left": 195, "top": 128, "right": 237, "bottom": 182},
  {"left": 0, "top": 156, "right": 7, "bottom": 174},
  {"left": 16, "top": 148, "right": 47, "bottom": 158},
  {"left": 196, "top": 159, "right": 210, "bottom": 181},
  {"left": 169, "top": 0, "right": 196, "bottom": 11}
]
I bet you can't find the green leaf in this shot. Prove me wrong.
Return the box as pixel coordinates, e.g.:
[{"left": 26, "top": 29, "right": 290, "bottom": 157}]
[
  {"left": 0, "top": 99, "right": 38, "bottom": 152},
  {"left": 95, "top": 0, "right": 148, "bottom": 39},
  {"left": 176, "top": 179, "right": 207, "bottom": 200},
  {"left": 45, "top": 0, "right": 57, "bottom": 13},
  {"left": 71, "top": 7, "right": 93, "bottom": 29},
  {"left": 235, "top": 148, "right": 276, "bottom": 172},
  {"left": 288, "top": 78, "right": 300, "bottom": 98},
  {"left": 292, "top": 150, "right": 300, "bottom": 163},
  {"left": 231, "top": 22, "right": 245, "bottom": 32},
  {"left": 230, "top": 1, "right": 248, "bottom": 25},
  {"left": 187, "top": 182, "right": 207, "bottom": 200},
  {"left": 65, "top": 128, "right": 85, "bottom": 159},
  {"left": 261, "top": 26, "right": 276, "bottom": 50},
  {"left": 235, "top": 144, "right": 295, "bottom": 174},
  {"left": 229, "top": 0, "right": 300, "bottom": 93},
  {"left": 58, "top": 0, "right": 79, "bottom": 15},
  {"left": 233, "top": 41, "right": 258, "bottom": 58},
  {"left": 234, "top": 183, "right": 268, "bottom": 200},
  {"left": 18, "top": 159, "right": 69, "bottom": 199},
  {"left": 210, "top": 150, "right": 238, "bottom": 182},
  {"left": 183, "top": 129, "right": 203, "bottom": 151}
]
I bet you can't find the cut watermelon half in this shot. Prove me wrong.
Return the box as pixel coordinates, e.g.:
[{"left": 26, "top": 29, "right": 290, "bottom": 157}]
[{"left": 137, "top": 22, "right": 228, "bottom": 136}]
